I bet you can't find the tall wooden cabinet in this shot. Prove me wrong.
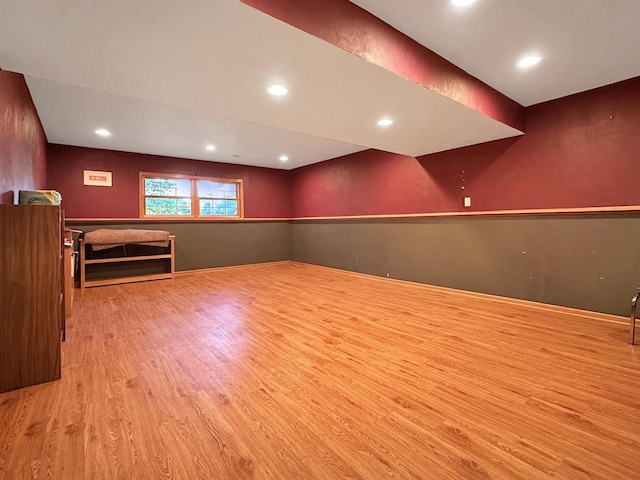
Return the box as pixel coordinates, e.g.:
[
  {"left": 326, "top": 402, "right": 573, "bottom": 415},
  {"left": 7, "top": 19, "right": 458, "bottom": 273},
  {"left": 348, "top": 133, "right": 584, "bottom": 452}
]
[{"left": 0, "top": 205, "right": 63, "bottom": 393}]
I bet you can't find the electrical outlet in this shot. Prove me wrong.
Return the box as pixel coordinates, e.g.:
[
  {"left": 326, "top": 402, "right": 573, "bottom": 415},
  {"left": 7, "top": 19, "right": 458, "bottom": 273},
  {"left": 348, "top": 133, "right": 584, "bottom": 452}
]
[{"left": 464, "top": 197, "right": 471, "bottom": 207}]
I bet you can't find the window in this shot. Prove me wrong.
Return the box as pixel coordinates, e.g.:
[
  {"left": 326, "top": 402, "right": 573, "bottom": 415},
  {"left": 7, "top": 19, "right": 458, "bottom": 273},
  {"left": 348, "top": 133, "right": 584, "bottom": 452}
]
[
  {"left": 140, "top": 172, "right": 243, "bottom": 219},
  {"left": 143, "top": 177, "right": 193, "bottom": 216},
  {"left": 197, "top": 180, "right": 239, "bottom": 216}
]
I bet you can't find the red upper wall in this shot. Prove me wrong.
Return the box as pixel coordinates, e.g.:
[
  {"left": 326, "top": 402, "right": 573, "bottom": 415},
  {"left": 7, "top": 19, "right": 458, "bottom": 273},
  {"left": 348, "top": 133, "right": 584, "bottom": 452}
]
[
  {"left": 0, "top": 70, "right": 47, "bottom": 204},
  {"left": 291, "top": 77, "right": 640, "bottom": 217},
  {"left": 47, "top": 145, "right": 291, "bottom": 219},
  {"left": 44, "top": 76, "right": 640, "bottom": 219},
  {"left": 291, "top": 150, "right": 441, "bottom": 217}
]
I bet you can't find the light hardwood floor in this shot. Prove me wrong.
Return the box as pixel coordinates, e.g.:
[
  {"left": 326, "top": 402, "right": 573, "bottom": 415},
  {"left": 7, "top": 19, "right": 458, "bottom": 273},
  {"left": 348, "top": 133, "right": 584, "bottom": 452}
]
[{"left": 1, "top": 262, "right": 639, "bottom": 479}]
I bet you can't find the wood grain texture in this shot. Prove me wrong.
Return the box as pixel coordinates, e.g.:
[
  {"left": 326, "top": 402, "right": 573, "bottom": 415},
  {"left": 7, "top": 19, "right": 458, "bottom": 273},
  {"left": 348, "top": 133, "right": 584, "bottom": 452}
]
[
  {"left": 65, "top": 204, "right": 640, "bottom": 223},
  {"left": 80, "top": 236, "right": 174, "bottom": 288},
  {"left": 63, "top": 244, "right": 73, "bottom": 321},
  {"left": 65, "top": 217, "right": 290, "bottom": 223},
  {"left": 0, "top": 262, "right": 638, "bottom": 479},
  {"left": 0, "top": 205, "right": 62, "bottom": 393},
  {"left": 290, "top": 204, "right": 640, "bottom": 221}
]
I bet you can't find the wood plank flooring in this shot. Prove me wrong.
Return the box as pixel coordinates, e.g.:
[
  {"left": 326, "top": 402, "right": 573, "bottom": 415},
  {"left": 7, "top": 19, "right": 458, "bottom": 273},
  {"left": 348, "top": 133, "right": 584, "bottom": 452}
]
[{"left": 1, "top": 261, "right": 639, "bottom": 479}]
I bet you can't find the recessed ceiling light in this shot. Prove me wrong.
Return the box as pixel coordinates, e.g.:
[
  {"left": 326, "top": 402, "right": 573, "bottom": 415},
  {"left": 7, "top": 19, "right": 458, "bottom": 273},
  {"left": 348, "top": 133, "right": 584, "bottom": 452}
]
[
  {"left": 518, "top": 55, "right": 542, "bottom": 68},
  {"left": 452, "top": 0, "right": 476, "bottom": 6},
  {"left": 279, "top": 155, "right": 289, "bottom": 162},
  {"left": 377, "top": 118, "right": 393, "bottom": 127},
  {"left": 267, "top": 84, "right": 288, "bottom": 96},
  {"left": 205, "top": 144, "right": 216, "bottom": 151},
  {"left": 95, "top": 128, "right": 111, "bottom": 137}
]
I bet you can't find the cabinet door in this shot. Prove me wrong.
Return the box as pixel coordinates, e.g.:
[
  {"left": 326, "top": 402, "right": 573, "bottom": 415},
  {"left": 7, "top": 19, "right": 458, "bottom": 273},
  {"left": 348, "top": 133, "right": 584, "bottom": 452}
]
[{"left": 0, "top": 205, "right": 62, "bottom": 393}]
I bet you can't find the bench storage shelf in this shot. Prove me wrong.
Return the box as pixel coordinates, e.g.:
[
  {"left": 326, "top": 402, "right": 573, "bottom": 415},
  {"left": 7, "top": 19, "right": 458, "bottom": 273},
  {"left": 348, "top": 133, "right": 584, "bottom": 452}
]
[{"left": 80, "top": 235, "right": 175, "bottom": 288}]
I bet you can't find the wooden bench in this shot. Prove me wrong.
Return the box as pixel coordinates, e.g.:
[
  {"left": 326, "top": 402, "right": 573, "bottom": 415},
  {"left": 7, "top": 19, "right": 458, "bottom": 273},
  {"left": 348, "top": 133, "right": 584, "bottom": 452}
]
[{"left": 80, "top": 235, "right": 175, "bottom": 288}]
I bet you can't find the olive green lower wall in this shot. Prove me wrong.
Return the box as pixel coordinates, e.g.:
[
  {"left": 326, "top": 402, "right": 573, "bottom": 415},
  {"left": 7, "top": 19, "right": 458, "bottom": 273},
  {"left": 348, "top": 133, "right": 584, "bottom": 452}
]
[
  {"left": 70, "top": 221, "right": 290, "bottom": 271},
  {"left": 290, "top": 215, "right": 640, "bottom": 316},
  {"left": 72, "top": 215, "right": 640, "bottom": 316}
]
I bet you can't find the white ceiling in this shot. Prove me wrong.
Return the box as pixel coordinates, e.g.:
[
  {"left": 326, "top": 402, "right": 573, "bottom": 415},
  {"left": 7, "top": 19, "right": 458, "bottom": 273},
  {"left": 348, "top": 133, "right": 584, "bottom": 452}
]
[
  {"left": 352, "top": 0, "right": 640, "bottom": 107},
  {"left": 1, "top": 0, "right": 638, "bottom": 169}
]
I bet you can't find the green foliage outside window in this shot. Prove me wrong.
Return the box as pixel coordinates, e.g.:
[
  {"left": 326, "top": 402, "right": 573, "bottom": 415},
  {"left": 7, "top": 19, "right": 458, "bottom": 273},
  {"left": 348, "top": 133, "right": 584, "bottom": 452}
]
[
  {"left": 145, "top": 197, "right": 192, "bottom": 216},
  {"left": 197, "top": 180, "right": 238, "bottom": 216},
  {"left": 144, "top": 178, "right": 191, "bottom": 197},
  {"left": 141, "top": 174, "right": 241, "bottom": 218}
]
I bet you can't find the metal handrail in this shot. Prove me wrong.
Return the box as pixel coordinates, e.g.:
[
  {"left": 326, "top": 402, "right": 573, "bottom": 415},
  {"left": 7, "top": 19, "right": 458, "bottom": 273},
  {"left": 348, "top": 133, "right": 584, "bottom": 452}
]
[{"left": 631, "top": 292, "right": 639, "bottom": 345}]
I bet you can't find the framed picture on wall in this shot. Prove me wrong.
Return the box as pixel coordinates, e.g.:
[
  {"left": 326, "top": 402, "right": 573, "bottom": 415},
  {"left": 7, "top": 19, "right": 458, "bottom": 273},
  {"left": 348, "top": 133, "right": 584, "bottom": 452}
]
[{"left": 83, "top": 170, "right": 112, "bottom": 187}]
